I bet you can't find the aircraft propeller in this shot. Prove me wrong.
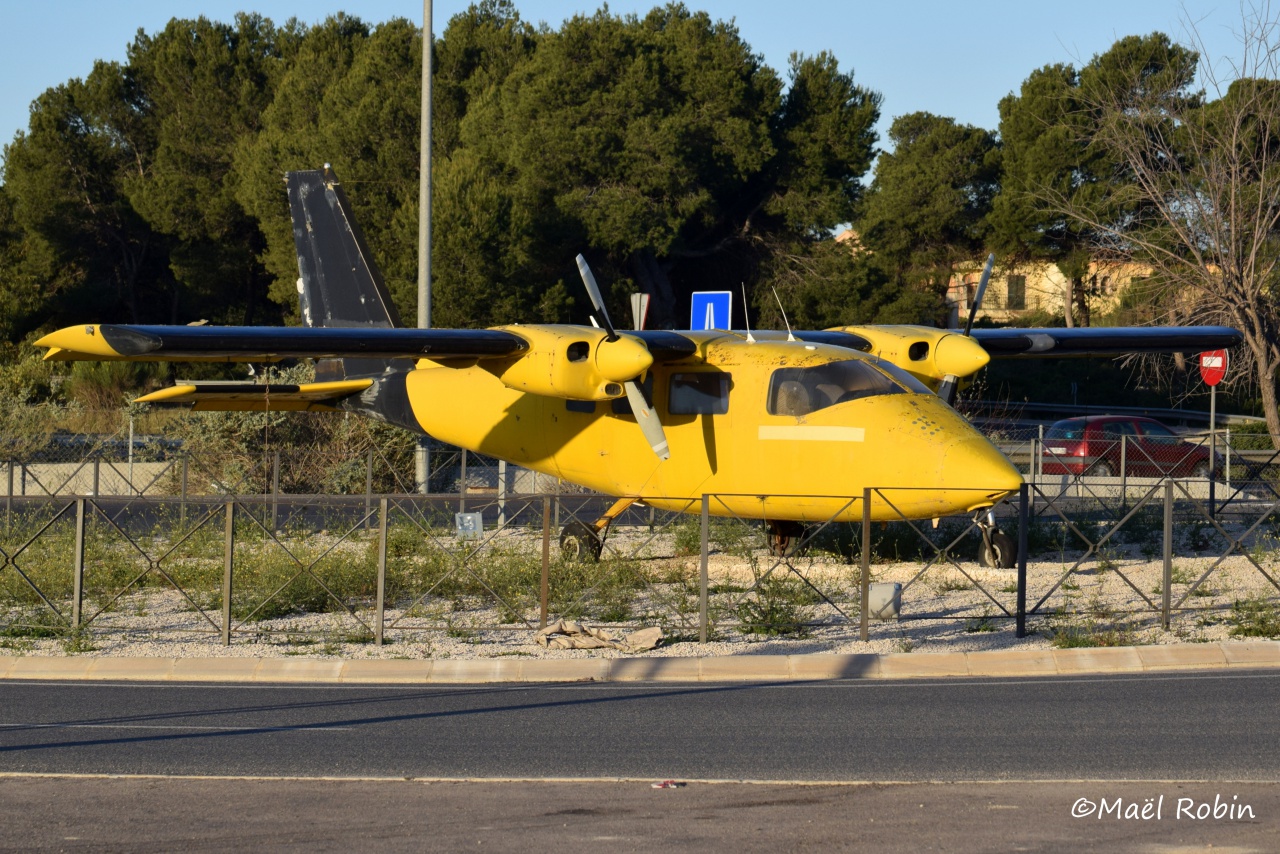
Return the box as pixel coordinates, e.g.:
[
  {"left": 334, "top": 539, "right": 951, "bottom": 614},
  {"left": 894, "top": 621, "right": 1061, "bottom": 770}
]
[
  {"left": 575, "top": 255, "right": 671, "bottom": 461},
  {"left": 937, "top": 253, "right": 995, "bottom": 406}
]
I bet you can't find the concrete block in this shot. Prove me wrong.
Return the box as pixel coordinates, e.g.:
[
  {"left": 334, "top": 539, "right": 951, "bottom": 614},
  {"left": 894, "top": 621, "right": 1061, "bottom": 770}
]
[
  {"left": 789, "top": 653, "right": 881, "bottom": 680},
  {"left": 87, "top": 658, "right": 176, "bottom": 681},
  {"left": 699, "top": 655, "right": 791, "bottom": 681},
  {"left": 1052, "top": 647, "right": 1143, "bottom": 674},
  {"left": 1220, "top": 641, "right": 1280, "bottom": 668},
  {"left": 6, "top": 657, "right": 96, "bottom": 680},
  {"left": 608, "top": 656, "right": 702, "bottom": 681},
  {"left": 429, "top": 659, "right": 519, "bottom": 683},
  {"left": 340, "top": 659, "right": 434, "bottom": 683},
  {"left": 966, "top": 649, "right": 1058, "bottom": 677},
  {"left": 254, "top": 659, "right": 345, "bottom": 682},
  {"left": 172, "top": 657, "right": 261, "bottom": 682},
  {"left": 517, "top": 659, "right": 611, "bottom": 682},
  {"left": 877, "top": 652, "right": 970, "bottom": 678},
  {"left": 1137, "top": 644, "right": 1228, "bottom": 670}
]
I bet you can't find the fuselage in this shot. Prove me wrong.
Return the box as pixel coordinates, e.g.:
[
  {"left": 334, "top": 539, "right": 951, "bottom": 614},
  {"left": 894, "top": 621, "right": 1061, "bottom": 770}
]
[{"left": 407, "top": 330, "right": 1023, "bottom": 523}]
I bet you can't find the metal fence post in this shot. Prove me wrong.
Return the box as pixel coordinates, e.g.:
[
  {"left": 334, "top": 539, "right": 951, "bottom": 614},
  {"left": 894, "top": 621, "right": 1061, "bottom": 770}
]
[
  {"left": 1162, "top": 479, "right": 1173, "bottom": 631},
  {"left": 498, "top": 460, "right": 507, "bottom": 528},
  {"left": 860, "top": 488, "right": 871, "bottom": 642},
  {"left": 180, "top": 455, "right": 189, "bottom": 528},
  {"left": 1016, "top": 483, "right": 1028, "bottom": 638},
  {"left": 1225, "top": 428, "right": 1232, "bottom": 496},
  {"left": 459, "top": 449, "right": 467, "bottom": 514},
  {"left": 271, "top": 451, "right": 280, "bottom": 531},
  {"left": 5, "top": 460, "right": 11, "bottom": 534},
  {"left": 72, "top": 498, "right": 86, "bottom": 629},
  {"left": 375, "top": 498, "right": 388, "bottom": 645},
  {"left": 92, "top": 456, "right": 100, "bottom": 498},
  {"left": 540, "top": 495, "right": 551, "bottom": 629},
  {"left": 699, "top": 495, "right": 710, "bottom": 644},
  {"left": 222, "top": 501, "right": 234, "bottom": 646},
  {"left": 1120, "top": 436, "right": 1128, "bottom": 510},
  {"left": 365, "top": 450, "right": 375, "bottom": 530}
]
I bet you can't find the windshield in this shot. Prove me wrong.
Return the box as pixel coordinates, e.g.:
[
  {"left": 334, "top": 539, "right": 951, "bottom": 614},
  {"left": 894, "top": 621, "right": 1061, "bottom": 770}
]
[{"left": 767, "top": 359, "right": 909, "bottom": 416}]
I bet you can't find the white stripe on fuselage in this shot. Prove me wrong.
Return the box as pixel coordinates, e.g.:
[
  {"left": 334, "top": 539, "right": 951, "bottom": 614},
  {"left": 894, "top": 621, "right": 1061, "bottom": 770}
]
[{"left": 758, "top": 426, "right": 865, "bottom": 442}]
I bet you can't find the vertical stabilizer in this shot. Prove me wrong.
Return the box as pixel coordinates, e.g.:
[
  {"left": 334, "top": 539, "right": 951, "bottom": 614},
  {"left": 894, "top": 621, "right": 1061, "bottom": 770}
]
[
  {"left": 287, "top": 166, "right": 406, "bottom": 380},
  {"left": 287, "top": 166, "right": 403, "bottom": 329}
]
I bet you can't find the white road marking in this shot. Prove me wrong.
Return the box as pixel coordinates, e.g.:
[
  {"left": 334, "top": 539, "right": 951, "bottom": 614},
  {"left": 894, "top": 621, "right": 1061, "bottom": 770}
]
[{"left": 0, "top": 723, "right": 350, "bottom": 732}]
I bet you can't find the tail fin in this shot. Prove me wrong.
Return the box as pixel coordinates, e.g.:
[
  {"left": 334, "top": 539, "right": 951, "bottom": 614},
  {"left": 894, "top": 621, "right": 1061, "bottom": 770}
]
[{"left": 287, "top": 166, "right": 405, "bottom": 379}]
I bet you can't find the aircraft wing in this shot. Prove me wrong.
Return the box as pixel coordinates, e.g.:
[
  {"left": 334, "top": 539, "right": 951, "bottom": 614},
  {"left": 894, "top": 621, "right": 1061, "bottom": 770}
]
[
  {"left": 35, "top": 324, "right": 528, "bottom": 362},
  {"left": 970, "top": 326, "right": 1243, "bottom": 356},
  {"left": 134, "top": 379, "right": 374, "bottom": 411}
]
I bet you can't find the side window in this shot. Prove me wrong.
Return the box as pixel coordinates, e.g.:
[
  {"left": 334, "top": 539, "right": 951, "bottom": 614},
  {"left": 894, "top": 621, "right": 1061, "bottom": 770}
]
[
  {"left": 1139, "top": 422, "right": 1179, "bottom": 443},
  {"left": 1101, "top": 421, "right": 1137, "bottom": 438},
  {"left": 669, "top": 372, "right": 730, "bottom": 415}
]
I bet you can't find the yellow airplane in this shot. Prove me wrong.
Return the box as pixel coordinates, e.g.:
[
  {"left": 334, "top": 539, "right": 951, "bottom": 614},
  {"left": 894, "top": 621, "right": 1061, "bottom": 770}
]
[{"left": 36, "top": 167, "right": 1242, "bottom": 565}]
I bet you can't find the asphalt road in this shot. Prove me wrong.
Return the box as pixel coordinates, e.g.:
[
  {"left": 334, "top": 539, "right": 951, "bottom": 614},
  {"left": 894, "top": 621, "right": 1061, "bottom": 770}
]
[{"left": 2, "top": 669, "right": 1279, "bottom": 781}]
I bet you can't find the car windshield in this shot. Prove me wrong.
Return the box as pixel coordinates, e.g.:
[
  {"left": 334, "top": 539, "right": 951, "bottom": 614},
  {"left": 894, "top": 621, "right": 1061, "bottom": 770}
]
[
  {"left": 1046, "top": 423, "right": 1085, "bottom": 440},
  {"left": 767, "top": 359, "right": 908, "bottom": 416}
]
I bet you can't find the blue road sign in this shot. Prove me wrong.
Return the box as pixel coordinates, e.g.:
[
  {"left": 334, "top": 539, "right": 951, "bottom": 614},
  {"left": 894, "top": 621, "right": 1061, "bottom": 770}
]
[{"left": 689, "top": 291, "right": 732, "bottom": 331}]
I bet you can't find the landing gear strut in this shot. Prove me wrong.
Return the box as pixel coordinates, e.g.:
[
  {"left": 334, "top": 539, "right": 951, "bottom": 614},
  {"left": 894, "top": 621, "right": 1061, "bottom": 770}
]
[
  {"left": 559, "top": 497, "right": 638, "bottom": 562},
  {"left": 976, "top": 509, "right": 1016, "bottom": 569},
  {"left": 766, "top": 520, "right": 806, "bottom": 557}
]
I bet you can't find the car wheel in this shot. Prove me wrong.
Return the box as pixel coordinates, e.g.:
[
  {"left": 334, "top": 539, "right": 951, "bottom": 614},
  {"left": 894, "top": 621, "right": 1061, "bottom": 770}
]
[
  {"left": 559, "top": 521, "right": 602, "bottom": 562},
  {"left": 1192, "top": 460, "right": 1212, "bottom": 479},
  {"left": 1088, "top": 460, "right": 1115, "bottom": 477}
]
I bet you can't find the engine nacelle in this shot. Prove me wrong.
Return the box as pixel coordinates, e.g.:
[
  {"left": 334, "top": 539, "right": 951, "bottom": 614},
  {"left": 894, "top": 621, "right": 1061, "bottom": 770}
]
[
  {"left": 487, "top": 324, "right": 652, "bottom": 400},
  {"left": 830, "top": 325, "right": 990, "bottom": 389}
]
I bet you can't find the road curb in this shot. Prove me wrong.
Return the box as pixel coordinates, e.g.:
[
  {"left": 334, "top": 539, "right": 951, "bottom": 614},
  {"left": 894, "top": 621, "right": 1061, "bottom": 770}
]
[{"left": 2, "top": 642, "right": 1278, "bottom": 684}]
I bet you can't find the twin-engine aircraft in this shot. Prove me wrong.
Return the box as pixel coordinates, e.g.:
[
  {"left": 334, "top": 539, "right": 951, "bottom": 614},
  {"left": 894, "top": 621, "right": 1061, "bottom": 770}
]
[{"left": 36, "top": 167, "right": 1241, "bottom": 564}]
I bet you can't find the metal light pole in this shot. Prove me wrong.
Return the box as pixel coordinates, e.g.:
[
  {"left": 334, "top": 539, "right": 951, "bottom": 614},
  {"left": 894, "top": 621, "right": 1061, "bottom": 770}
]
[{"left": 415, "top": 0, "right": 434, "bottom": 494}]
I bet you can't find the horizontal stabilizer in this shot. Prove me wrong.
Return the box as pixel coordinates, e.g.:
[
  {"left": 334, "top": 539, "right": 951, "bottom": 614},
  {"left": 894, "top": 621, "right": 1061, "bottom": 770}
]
[{"left": 134, "top": 379, "right": 373, "bottom": 412}]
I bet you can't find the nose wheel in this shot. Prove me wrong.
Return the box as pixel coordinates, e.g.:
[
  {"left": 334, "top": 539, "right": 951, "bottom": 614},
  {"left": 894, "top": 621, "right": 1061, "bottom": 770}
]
[{"left": 976, "top": 510, "right": 1016, "bottom": 569}]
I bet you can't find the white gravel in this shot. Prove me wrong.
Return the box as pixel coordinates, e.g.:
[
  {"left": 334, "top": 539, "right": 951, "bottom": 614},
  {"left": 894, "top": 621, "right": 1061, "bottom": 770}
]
[{"left": 3, "top": 545, "right": 1275, "bottom": 661}]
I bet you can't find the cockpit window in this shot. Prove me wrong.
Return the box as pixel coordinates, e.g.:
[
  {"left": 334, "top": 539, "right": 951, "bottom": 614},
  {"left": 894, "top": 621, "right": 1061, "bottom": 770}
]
[{"left": 767, "top": 359, "right": 911, "bottom": 416}]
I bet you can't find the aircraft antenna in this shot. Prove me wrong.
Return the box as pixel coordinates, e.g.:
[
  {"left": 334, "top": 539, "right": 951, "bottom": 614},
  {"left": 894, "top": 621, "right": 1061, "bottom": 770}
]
[
  {"left": 741, "top": 282, "right": 756, "bottom": 343},
  {"left": 772, "top": 287, "right": 795, "bottom": 342}
]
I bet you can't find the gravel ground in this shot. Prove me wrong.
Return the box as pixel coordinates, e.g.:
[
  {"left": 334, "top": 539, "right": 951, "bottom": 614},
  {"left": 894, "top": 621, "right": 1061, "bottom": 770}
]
[{"left": 3, "top": 540, "right": 1277, "bottom": 660}]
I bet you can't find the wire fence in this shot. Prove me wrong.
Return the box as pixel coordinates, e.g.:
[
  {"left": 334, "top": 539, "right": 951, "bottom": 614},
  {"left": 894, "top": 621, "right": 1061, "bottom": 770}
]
[{"left": 3, "top": 428, "right": 1280, "bottom": 649}]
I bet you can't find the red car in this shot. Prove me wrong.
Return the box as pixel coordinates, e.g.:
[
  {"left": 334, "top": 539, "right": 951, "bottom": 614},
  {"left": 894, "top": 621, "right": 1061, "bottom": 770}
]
[{"left": 1041, "top": 415, "right": 1217, "bottom": 478}]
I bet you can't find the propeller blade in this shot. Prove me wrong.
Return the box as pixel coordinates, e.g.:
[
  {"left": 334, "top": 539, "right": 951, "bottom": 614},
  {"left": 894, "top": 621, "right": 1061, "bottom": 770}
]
[
  {"left": 963, "top": 254, "right": 996, "bottom": 338},
  {"left": 575, "top": 255, "right": 617, "bottom": 341},
  {"left": 625, "top": 380, "right": 670, "bottom": 460}
]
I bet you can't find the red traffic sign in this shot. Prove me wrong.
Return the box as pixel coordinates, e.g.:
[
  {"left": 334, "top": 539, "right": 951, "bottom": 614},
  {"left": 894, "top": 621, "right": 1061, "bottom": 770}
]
[{"left": 1199, "top": 350, "right": 1228, "bottom": 386}]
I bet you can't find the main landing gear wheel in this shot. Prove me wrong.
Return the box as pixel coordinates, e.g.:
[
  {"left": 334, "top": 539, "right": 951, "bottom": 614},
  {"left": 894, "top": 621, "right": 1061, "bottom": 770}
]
[
  {"left": 766, "top": 521, "right": 806, "bottom": 557},
  {"left": 560, "top": 520, "right": 602, "bottom": 562}
]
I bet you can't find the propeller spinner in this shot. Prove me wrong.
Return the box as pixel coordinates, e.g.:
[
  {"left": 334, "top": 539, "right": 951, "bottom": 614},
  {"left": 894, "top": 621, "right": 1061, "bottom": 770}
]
[{"left": 575, "top": 255, "right": 671, "bottom": 461}]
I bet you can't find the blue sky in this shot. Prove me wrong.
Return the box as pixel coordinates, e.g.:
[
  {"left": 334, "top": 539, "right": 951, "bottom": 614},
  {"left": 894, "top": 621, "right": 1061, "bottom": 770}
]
[{"left": 0, "top": 1, "right": 1249, "bottom": 167}]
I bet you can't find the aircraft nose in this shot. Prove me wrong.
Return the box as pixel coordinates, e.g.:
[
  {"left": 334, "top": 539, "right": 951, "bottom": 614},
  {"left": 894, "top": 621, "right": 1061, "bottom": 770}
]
[{"left": 941, "top": 435, "right": 1023, "bottom": 505}]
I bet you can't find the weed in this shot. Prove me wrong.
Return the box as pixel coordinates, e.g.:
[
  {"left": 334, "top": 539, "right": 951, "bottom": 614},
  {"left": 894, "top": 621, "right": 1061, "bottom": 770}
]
[
  {"left": 965, "top": 613, "right": 999, "bottom": 633},
  {"left": 1228, "top": 597, "right": 1280, "bottom": 638},
  {"left": 933, "top": 575, "right": 972, "bottom": 594},
  {"left": 60, "top": 627, "right": 98, "bottom": 654},
  {"left": 998, "top": 582, "right": 1019, "bottom": 594},
  {"left": 734, "top": 576, "right": 815, "bottom": 637}
]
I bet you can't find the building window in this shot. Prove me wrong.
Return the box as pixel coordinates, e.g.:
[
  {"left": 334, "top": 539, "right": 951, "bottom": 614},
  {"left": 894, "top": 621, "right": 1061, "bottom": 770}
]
[{"left": 1006, "top": 274, "right": 1026, "bottom": 310}]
